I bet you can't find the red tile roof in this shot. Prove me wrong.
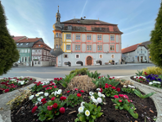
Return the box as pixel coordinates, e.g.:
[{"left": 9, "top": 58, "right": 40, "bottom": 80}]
[
  {"left": 32, "top": 41, "right": 51, "bottom": 51},
  {"left": 18, "top": 38, "right": 41, "bottom": 43},
  {"left": 12, "top": 36, "right": 26, "bottom": 42},
  {"left": 122, "top": 43, "right": 141, "bottom": 54}
]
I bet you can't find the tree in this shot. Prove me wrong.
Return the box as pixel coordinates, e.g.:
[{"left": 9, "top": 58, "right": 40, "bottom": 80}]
[
  {"left": 148, "top": 2, "right": 162, "bottom": 67},
  {"left": 0, "top": 1, "right": 19, "bottom": 75}
]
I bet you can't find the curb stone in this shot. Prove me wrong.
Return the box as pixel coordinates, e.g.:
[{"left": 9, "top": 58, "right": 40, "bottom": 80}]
[
  {"left": 121, "top": 76, "right": 162, "bottom": 122},
  {"left": 0, "top": 76, "right": 46, "bottom": 122}
]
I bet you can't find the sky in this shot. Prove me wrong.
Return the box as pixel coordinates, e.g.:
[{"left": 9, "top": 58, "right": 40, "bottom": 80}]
[{"left": 1, "top": 0, "right": 162, "bottom": 49}]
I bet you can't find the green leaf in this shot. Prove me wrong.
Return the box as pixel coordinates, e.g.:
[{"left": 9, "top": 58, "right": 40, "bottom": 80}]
[
  {"left": 39, "top": 115, "right": 46, "bottom": 121},
  {"left": 97, "top": 112, "right": 103, "bottom": 117},
  {"left": 75, "top": 118, "right": 80, "bottom": 122}
]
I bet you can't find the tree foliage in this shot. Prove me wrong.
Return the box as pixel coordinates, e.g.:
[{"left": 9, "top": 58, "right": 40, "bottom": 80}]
[
  {"left": 0, "top": 2, "right": 19, "bottom": 75},
  {"left": 148, "top": 2, "right": 162, "bottom": 67}
]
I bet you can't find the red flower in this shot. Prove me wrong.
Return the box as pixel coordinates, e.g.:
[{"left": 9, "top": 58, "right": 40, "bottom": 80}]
[
  {"left": 47, "top": 106, "right": 53, "bottom": 111},
  {"left": 59, "top": 107, "right": 65, "bottom": 114},
  {"left": 99, "top": 88, "right": 103, "bottom": 92},
  {"left": 51, "top": 97, "right": 55, "bottom": 101},
  {"left": 109, "top": 85, "right": 112, "bottom": 87},
  {"left": 119, "top": 94, "right": 124, "bottom": 97},
  {"left": 4, "top": 89, "right": 9, "bottom": 93},
  {"left": 112, "top": 77, "right": 115, "bottom": 79},
  {"left": 80, "top": 90, "right": 84, "bottom": 93},
  {"left": 41, "top": 98, "right": 46, "bottom": 103},
  {"left": 60, "top": 96, "right": 66, "bottom": 101},
  {"left": 128, "top": 99, "right": 132, "bottom": 103},
  {"left": 114, "top": 95, "right": 119, "bottom": 98},
  {"left": 49, "top": 83, "right": 55, "bottom": 86},
  {"left": 30, "top": 78, "right": 32, "bottom": 80},
  {"left": 98, "top": 76, "right": 101, "bottom": 79},
  {"left": 109, "top": 78, "right": 112, "bottom": 80},
  {"left": 54, "top": 86, "right": 57, "bottom": 88},
  {"left": 53, "top": 103, "right": 58, "bottom": 108},
  {"left": 118, "top": 100, "right": 122, "bottom": 102},
  {"left": 112, "top": 86, "right": 116, "bottom": 89},
  {"left": 54, "top": 78, "right": 57, "bottom": 80},
  {"left": 105, "top": 83, "right": 108, "bottom": 86},
  {"left": 60, "top": 77, "right": 62, "bottom": 80},
  {"left": 77, "top": 93, "right": 81, "bottom": 97},
  {"left": 67, "top": 90, "right": 70, "bottom": 93},
  {"left": 116, "top": 88, "right": 120, "bottom": 92},
  {"left": 57, "top": 79, "right": 60, "bottom": 81},
  {"left": 43, "top": 85, "right": 47, "bottom": 88},
  {"left": 105, "top": 85, "right": 109, "bottom": 88},
  {"left": 31, "top": 106, "right": 38, "bottom": 113},
  {"left": 74, "top": 88, "right": 78, "bottom": 91}
]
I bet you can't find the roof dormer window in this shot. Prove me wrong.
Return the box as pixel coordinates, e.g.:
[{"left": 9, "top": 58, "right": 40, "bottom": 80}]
[
  {"left": 68, "top": 25, "right": 72, "bottom": 30},
  {"left": 26, "top": 43, "right": 29, "bottom": 45},
  {"left": 77, "top": 20, "right": 81, "bottom": 23}
]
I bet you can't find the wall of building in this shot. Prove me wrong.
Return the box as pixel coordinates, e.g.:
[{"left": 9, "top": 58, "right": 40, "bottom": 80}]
[
  {"left": 62, "top": 32, "right": 72, "bottom": 52},
  {"left": 57, "top": 53, "right": 121, "bottom": 67},
  {"left": 122, "top": 46, "right": 149, "bottom": 63}
]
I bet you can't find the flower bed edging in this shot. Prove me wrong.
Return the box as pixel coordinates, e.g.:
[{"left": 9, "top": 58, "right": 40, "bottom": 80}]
[
  {"left": 0, "top": 76, "right": 45, "bottom": 122},
  {"left": 120, "top": 76, "right": 162, "bottom": 122}
]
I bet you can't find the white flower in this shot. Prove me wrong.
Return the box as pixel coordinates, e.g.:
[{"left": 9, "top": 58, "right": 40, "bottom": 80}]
[
  {"left": 149, "top": 82, "right": 153, "bottom": 85},
  {"left": 98, "top": 92, "right": 102, "bottom": 97},
  {"left": 92, "top": 98, "right": 98, "bottom": 105},
  {"left": 80, "top": 102, "right": 85, "bottom": 107},
  {"left": 35, "top": 93, "right": 40, "bottom": 97},
  {"left": 97, "top": 97, "right": 102, "bottom": 103},
  {"left": 90, "top": 96, "right": 95, "bottom": 100},
  {"left": 101, "top": 94, "right": 105, "bottom": 98},
  {"left": 38, "top": 92, "right": 44, "bottom": 95},
  {"left": 57, "top": 89, "right": 62, "bottom": 94},
  {"left": 37, "top": 97, "right": 42, "bottom": 102},
  {"left": 20, "top": 76, "right": 24, "bottom": 79},
  {"left": 54, "top": 91, "right": 58, "bottom": 96},
  {"left": 78, "top": 106, "right": 84, "bottom": 113},
  {"left": 128, "top": 85, "right": 136, "bottom": 89},
  {"left": 19, "top": 81, "right": 25, "bottom": 85},
  {"left": 89, "top": 91, "right": 94, "bottom": 96},
  {"left": 29, "top": 95, "right": 34, "bottom": 100},
  {"left": 44, "top": 92, "right": 49, "bottom": 96},
  {"left": 85, "top": 110, "right": 90, "bottom": 116},
  {"left": 10, "top": 79, "right": 16, "bottom": 82},
  {"left": 96, "top": 88, "right": 100, "bottom": 91},
  {"left": 51, "top": 92, "right": 55, "bottom": 95},
  {"left": 123, "top": 85, "right": 127, "bottom": 88}
]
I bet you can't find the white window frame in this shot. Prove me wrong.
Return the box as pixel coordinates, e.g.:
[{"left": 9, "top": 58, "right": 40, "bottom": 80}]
[
  {"left": 66, "top": 34, "right": 71, "bottom": 39},
  {"left": 97, "top": 35, "right": 102, "bottom": 40},
  {"left": 66, "top": 45, "right": 71, "bottom": 50},
  {"left": 110, "top": 45, "right": 115, "bottom": 51},
  {"left": 87, "top": 45, "right": 92, "bottom": 50},
  {"left": 110, "top": 35, "right": 114, "bottom": 41},
  {"left": 97, "top": 45, "right": 102, "bottom": 51},
  {"left": 87, "top": 35, "right": 91, "bottom": 40},
  {"left": 76, "top": 35, "right": 80, "bottom": 40}
]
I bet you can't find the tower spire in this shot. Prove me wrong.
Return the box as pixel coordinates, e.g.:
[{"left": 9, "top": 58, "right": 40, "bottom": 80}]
[{"left": 58, "top": 5, "right": 59, "bottom": 13}]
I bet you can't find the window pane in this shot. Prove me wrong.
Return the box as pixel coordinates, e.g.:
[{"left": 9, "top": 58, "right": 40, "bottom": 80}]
[
  {"left": 66, "top": 34, "right": 71, "bottom": 39},
  {"left": 66, "top": 45, "right": 71, "bottom": 50}
]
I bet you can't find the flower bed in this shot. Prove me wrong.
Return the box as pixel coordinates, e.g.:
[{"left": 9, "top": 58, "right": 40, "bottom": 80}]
[
  {"left": 130, "top": 73, "right": 162, "bottom": 89},
  {"left": 10, "top": 73, "right": 157, "bottom": 122},
  {"left": 0, "top": 76, "right": 36, "bottom": 94}
]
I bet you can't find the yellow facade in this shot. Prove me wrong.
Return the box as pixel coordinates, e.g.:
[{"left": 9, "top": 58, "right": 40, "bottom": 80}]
[{"left": 61, "top": 32, "right": 72, "bottom": 52}]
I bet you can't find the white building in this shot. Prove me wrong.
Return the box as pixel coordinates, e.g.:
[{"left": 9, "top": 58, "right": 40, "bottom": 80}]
[{"left": 122, "top": 41, "right": 151, "bottom": 63}]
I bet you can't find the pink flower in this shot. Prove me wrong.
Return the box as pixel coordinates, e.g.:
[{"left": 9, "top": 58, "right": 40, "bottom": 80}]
[
  {"left": 123, "top": 95, "right": 128, "bottom": 99},
  {"left": 112, "top": 86, "right": 116, "bottom": 89},
  {"left": 53, "top": 103, "right": 58, "bottom": 108},
  {"left": 32, "top": 106, "right": 38, "bottom": 113},
  {"left": 116, "top": 88, "right": 120, "bottom": 92},
  {"left": 118, "top": 100, "right": 122, "bottom": 102},
  {"left": 47, "top": 106, "right": 53, "bottom": 111},
  {"left": 114, "top": 95, "right": 119, "bottom": 99},
  {"left": 105, "top": 85, "right": 109, "bottom": 88},
  {"left": 80, "top": 90, "right": 84, "bottom": 93},
  {"left": 74, "top": 88, "right": 78, "bottom": 91},
  {"left": 59, "top": 107, "right": 65, "bottom": 114},
  {"left": 51, "top": 97, "right": 55, "bottom": 101},
  {"left": 77, "top": 93, "right": 81, "bottom": 97},
  {"left": 67, "top": 90, "right": 70, "bottom": 93},
  {"left": 109, "top": 85, "right": 112, "bottom": 87},
  {"left": 119, "top": 94, "right": 124, "bottom": 97},
  {"left": 54, "top": 86, "right": 57, "bottom": 88}
]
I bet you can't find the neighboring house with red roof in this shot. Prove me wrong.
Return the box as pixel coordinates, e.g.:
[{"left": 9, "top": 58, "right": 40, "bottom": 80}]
[
  {"left": 121, "top": 41, "right": 151, "bottom": 63},
  {"left": 12, "top": 36, "right": 55, "bottom": 66}
]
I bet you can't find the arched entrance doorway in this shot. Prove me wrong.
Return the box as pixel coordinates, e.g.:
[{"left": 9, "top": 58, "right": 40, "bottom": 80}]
[{"left": 87, "top": 56, "right": 92, "bottom": 65}]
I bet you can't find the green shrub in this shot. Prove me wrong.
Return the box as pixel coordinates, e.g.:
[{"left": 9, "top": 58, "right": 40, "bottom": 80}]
[
  {"left": 142, "top": 66, "right": 162, "bottom": 75},
  {"left": 70, "top": 68, "right": 88, "bottom": 75},
  {"left": 87, "top": 70, "right": 101, "bottom": 79},
  {"left": 0, "top": 2, "right": 19, "bottom": 75}
]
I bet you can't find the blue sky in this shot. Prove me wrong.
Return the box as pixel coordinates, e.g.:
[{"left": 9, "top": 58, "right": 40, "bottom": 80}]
[{"left": 1, "top": 0, "right": 162, "bottom": 49}]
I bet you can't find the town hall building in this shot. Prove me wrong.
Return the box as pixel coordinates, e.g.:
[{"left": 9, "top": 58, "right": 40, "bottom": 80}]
[{"left": 51, "top": 6, "right": 123, "bottom": 67}]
